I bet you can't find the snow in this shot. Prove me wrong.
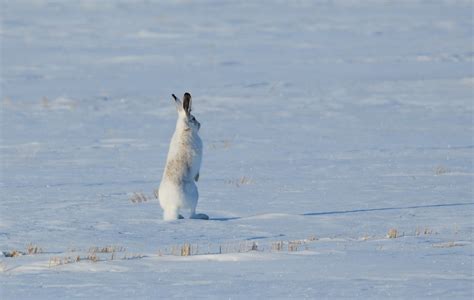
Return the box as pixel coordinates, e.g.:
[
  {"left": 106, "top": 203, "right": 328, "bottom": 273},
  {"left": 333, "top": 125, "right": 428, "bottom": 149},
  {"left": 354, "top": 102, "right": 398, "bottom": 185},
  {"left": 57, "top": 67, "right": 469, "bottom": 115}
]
[{"left": 1, "top": 0, "right": 473, "bottom": 299}]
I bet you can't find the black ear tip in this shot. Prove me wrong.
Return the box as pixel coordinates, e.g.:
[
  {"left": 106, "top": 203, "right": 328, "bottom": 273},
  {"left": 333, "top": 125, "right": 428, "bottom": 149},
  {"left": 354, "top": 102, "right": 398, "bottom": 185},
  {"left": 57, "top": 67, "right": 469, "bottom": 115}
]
[
  {"left": 184, "top": 92, "right": 191, "bottom": 98},
  {"left": 172, "top": 94, "right": 178, "bottom": 100}
]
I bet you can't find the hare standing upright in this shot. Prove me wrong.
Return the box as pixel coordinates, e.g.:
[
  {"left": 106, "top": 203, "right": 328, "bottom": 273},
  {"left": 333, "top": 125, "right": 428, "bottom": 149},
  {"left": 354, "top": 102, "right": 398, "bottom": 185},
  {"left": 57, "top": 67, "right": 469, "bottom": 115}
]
[{"left": 158, "top": 93, "right": 208, "bottom": 221}]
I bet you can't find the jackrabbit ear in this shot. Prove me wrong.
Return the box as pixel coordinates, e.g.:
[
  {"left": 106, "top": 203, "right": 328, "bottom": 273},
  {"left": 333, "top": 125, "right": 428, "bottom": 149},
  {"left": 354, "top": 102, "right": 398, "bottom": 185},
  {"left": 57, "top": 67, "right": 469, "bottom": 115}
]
[
  {"left": 172, "top": 94, "right": 183, "bottom": 111},
  {"left": 183, "top": 92, "right": 192, "bottom": 114}
]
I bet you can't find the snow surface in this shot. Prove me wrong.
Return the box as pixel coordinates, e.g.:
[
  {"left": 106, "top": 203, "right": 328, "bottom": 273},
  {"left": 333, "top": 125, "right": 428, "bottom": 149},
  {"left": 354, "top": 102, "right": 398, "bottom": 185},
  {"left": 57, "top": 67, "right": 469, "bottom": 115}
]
[{"left": 1, "top": 0, "right": 473, "bottom": 299}]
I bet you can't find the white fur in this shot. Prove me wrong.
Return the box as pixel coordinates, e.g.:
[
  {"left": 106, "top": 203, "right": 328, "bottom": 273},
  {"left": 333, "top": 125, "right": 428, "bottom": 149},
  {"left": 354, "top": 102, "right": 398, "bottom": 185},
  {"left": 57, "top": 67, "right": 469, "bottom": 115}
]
[{"left": 158, "top": 93, "right": 208, "bottom": 221}]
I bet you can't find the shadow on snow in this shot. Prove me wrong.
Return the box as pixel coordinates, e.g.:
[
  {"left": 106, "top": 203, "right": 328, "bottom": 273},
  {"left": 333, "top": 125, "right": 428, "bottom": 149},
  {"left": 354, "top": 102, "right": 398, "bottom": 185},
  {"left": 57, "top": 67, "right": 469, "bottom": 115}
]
[
  {"left": 210, "top": 202, "right": 474, "bottom": 221},
  {"left": 302, "top": 202, "right": 474, "bottom": 216}
]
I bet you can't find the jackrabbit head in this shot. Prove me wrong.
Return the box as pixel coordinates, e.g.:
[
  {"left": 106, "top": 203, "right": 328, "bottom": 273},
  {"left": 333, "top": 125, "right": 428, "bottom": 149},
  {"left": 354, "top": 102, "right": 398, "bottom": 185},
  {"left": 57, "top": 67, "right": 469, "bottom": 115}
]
[{"left": 172, "top": 92, "right": 200, "bottom": 131}]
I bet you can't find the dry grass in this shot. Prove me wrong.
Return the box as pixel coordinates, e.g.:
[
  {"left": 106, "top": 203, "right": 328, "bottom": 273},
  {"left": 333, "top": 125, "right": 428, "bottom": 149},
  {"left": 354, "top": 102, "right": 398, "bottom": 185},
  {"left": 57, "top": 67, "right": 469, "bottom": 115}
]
[
  {"left": 271, "top": 241, "right": 284, "bottom": 251},
  {"left": 41, "top": 238, "right": 313, "bottom": 268},
  {"left": 250, "top": 242, "right": 258, "bottom": 251},
  {"left": 130, "top": 192, "right": 149, "bottom": 204},
  {"left": 44, "top": 226, "right": 453, "bottom": 268},
  {"left": 434, "top": 166, "right": 450, "bottom": 175},
  {"left": 3, "top": 250, "right": 24, "bottom": 258},
  {"left": 122, "top": 253, "right": 146, "bottom": 260},
  {"left": 415, "top": 227, "right": 436, "bottom": 236},
  {"left": 87, "top": 253, "right": 98, "bottom": 262},
  {"left": 387, "top": 228, "right": 399, "bottom": 239},
  {"left": 432, "top": 241, "right": 466, "bottom": 248},
  {"left": 88, "top": 245, "right": 126, "bottom": 254},
  {"left": 48, "top": 245, "right": 143, "bottom": 267},
  {"left": 48, "top": 252, "right": 129, "bottom": 267},
  {"left": 180, "top": 243, "right": 192, "bottom": 256},
  {"left": 269, "top": 239, "right": 312, "bottom": 252},
  {"left": 15, "top": 226, "right": 448, "bottom": 270},
  {"left": 48, "top": 245, "right": 131, "bottom": 267},
  {"left": 166, "top": 244, "right": 198, "bottom": 256},
  {"left": 49, "top": 256, "right": 82, "bottom": 267},
  {"left": 160, "top": 241, "right": 263, "bottom": 257},
  {"left": 288, "top": 240, "right": 302, "bottom": 252},
  {"left": 3, "top": 244, "right": 43, "bottom": 258},
  {"left": 27, "top": 244, "right": 43, "bottom": 255},
  {"left": 226, "top": 176, "right": 253, "bottom": 187}
]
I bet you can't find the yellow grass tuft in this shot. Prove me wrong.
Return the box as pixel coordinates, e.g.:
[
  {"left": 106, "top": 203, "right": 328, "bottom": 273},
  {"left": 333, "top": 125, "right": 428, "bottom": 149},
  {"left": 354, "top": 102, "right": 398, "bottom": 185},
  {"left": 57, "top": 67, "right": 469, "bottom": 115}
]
[
  {"left": 181, "top": 243, "right": 192, "bottom": 256},
  {"left": 27, "top": 244, "right": 42, "bottom": 255},
  {"left": 5, "top": 250, "right": 23, "bottom": 257},
  {"left": 387, "top": 228, "right": 398, "bottom": 239},
  {"left": 288, "top": 240, "right": 302, "bottom": 252}
]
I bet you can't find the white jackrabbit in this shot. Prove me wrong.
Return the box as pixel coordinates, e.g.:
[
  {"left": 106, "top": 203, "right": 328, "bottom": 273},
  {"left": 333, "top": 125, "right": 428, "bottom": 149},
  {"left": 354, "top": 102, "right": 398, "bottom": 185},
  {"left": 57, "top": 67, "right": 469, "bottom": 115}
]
[{"left": 158, "top": 93, "right": 208, "bottom": 221}]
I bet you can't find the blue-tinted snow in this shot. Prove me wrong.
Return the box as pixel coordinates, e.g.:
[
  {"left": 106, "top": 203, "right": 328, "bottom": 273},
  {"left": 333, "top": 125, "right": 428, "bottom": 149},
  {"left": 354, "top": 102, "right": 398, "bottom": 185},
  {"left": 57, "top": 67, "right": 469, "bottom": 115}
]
[{"left": 1, "top": 0, "right": 473, "bottom": 299}]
